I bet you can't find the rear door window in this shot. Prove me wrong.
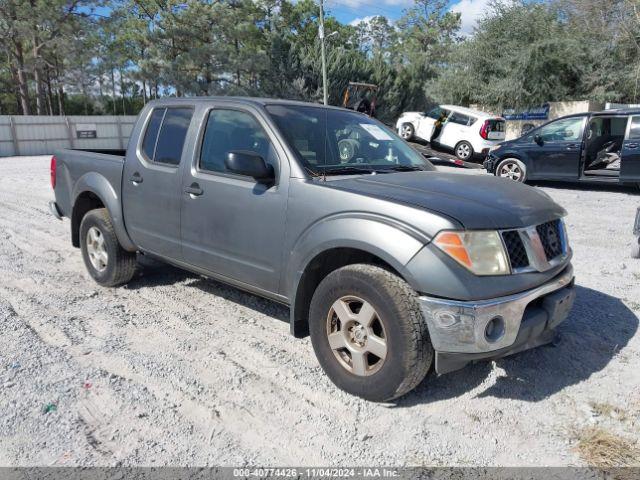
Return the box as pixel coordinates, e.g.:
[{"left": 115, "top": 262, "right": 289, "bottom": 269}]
[
  {"left": 141, "top": 107, "right": 194, "bottom": 166},
  {"left": 448, "top": 112, "right": 471, "bottom": 126},
  {"left": 141, "top": 109, "right": 165, "bottom": 160}
]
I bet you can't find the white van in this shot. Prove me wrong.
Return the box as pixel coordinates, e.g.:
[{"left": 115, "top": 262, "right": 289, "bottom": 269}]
[{"left": 396, "top": 105, "right": 506, "bottom": 161}]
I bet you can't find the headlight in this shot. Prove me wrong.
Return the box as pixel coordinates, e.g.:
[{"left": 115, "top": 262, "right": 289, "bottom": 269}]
[{"left": 433, "top": 230, "right": 510, "bottom": 276}]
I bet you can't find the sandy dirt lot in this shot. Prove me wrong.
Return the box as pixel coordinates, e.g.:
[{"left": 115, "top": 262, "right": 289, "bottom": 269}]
[{"left": 1, "top": 155, "right": 639, "bottom": 467}]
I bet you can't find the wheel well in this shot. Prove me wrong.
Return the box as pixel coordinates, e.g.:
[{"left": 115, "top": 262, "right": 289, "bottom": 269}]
[
  {"left": 71, "top": 192, "right": 104, "bottom": 247},
  {"left": 455, "top": 140, "right": 473, "bottom": 148},
  {"left": 291, "top": 247, "right": 403, "bottom": 338}
]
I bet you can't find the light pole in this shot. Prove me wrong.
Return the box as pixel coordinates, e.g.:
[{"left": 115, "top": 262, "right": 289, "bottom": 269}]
[
  {"left": 319, "top": 3, "right": 338, "bottom": 107},
  {"left": 319, "top": 0, "right": 328, "bottom": 105}
]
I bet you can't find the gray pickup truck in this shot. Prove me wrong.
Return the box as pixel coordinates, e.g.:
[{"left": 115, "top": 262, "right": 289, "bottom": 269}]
[{"left": 50, "top": 97, "right": 576, "bottom": 401}]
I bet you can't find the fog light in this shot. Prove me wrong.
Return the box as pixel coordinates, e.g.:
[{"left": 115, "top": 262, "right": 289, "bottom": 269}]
[
  {"left": 434, "top": 310, "right": 458, "bottom": 327},
  {"left": 484, "top": 316, "right": 505, "bottom": 343}
]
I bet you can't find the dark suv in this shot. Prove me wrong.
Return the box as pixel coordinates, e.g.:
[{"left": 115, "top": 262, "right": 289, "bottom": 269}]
[{"left": 484, "top": 109, "right": 640, "bottom": 186}]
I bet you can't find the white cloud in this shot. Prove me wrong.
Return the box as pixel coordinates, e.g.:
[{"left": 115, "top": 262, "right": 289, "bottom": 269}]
[
  {"left": 328, "top": 0, "right": 413, "bottom": 13},
  {"left": 449, "top": 0, "right": 492, "bottom": 36},
  {"left": 349, "top": 15, "right": 376, "bottom": 26}
]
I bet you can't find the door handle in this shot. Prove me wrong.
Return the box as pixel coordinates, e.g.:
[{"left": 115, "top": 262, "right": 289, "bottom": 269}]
[
  {"left": 185, "top": 183, "right": 203, "bottom": 197},
  {"left": 566, "top": 143, "right": 580, "bottom": 150},
  {"left": 130, "top": 172, "right": 143, "bottom": 184},
  {"left": 627, "top": 143, "right": 639, "bottom": 149}
]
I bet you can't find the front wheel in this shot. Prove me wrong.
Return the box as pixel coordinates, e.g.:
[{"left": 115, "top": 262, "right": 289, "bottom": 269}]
[
  {"left": 80, "top": 208, "right": 137, "bottom": 287},
  {"left": 399, "top": 123, "right": 414, "bottom": 141},
  {"left": 309, "top": 264, "right": 433, "bottom": 402},
  {"left": 496, "top": 158, "right": 527, "bottom": 182}
]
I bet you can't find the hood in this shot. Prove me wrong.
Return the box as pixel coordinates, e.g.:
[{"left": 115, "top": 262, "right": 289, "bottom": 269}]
[{"left": 323, "top": 171, "right": 566, "bottom": 229}]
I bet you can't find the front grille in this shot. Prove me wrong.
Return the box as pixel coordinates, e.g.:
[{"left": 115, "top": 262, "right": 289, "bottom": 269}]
[
  {"left": 502, "top": 230, "right": 529, "bottom": 270},
  {"left": 536, "top": 219, "right": 564, "bottom": 260}
]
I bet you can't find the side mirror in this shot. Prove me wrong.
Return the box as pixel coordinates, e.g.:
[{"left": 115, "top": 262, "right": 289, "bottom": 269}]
[
  {"left": 534, "top": 134, "right": 544, "bottom": 146},
  {"left": 225, "top": 151, "right": 274, "bottom": 182}
]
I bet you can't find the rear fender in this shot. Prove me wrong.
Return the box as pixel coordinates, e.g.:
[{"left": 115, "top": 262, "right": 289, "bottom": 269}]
[{"left": 72, "top": 172, "right": 136, "bottom": 251}]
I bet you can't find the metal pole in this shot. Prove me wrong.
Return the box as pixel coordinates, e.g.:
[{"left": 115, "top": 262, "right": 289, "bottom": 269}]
[
  {"left": 9, "top": 116, "right": 20, "bottom": 156},
  {"left": 319, "top": 0, "right": 328, "bottom": 106}
]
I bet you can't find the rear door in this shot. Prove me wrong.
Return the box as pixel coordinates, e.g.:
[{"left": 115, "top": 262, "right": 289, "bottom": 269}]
[
  {"left": 122, "top": 106, "right": 194, "bottom": 259},
  {"left": 621, "top": 115, "right": 640, "bottom": 182},
  {"left": 179, "top": 104, "right": 288, "bottom": 294},
  {"left": 438, "top": 111, "right": 473, "bottom": 148},
  {"left": 522, "top": 116, "right": 586, "bottom": 180}
]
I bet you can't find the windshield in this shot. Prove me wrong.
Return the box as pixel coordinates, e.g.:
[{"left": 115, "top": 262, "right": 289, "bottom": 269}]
[{"left": 265, "top": 104, "right": 434, "bottom": 175}]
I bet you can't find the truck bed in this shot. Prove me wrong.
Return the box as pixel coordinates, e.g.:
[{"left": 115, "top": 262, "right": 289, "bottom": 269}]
[{"left": 53, "top": 148, "right": 126, "bottom": 219}]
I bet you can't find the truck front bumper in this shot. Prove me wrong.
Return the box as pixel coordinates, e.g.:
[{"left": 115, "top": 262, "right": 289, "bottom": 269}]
[{"left": 419, "top": 265, "right": 575, "bottom": 374}]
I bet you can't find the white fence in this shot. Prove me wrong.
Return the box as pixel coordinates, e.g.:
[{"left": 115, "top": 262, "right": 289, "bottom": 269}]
[{"left": 0, "top": 115, "right": 138, "bottom": 157}]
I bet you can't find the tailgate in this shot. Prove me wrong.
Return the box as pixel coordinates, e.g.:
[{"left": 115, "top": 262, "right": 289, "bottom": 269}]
[{"left": 487, "top": 119, "right": 506, "bottom": 140}]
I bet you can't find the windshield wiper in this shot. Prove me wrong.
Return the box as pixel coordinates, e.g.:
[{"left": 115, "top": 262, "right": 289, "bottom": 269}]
[
  {"left": 380, "top": 165, "right": 426, "bottom": 172},
  {"left": 318, "top": 166, "right": 375, "bottom": 175}
]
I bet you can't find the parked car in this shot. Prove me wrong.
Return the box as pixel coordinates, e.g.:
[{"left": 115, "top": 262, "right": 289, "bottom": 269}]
[
  {"left": 484, "top": 108, "right": 640, "bottom": 186},
  {"left": 396, "top": 105, "right": 506, "bottom": 161},
  {"left": 50, "top": 97, "right": 575, "bottom": 402}
]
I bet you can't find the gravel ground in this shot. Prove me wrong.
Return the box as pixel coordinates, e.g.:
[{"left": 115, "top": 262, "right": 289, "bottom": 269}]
[{"left": 0, "top": 155, "right": 639, "bottom": 467}]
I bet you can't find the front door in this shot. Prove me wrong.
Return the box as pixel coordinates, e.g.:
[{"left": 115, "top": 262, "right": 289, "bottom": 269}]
[
  {"left": 417, "top": 106, "right": 450, "bottom": 142},
  {"left": 122, "top": 106, "right": 194, "bottom": 259},
  {"left": 180, "top": 105, "right": 288, "bottom": 294},
  {"left": 621, "top": 115, "right": 640, "bottom": 183},
  {"left": 522, "top": 116, "right": 586, "bottom": 180}
]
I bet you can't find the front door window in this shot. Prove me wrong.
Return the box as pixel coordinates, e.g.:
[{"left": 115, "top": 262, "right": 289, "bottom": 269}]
[{"left": 537, "top": 117, "right": 584, "bottom": 143}]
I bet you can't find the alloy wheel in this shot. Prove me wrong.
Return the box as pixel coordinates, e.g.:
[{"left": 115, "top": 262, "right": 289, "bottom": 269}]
[
  {"left": 86, "top": 226, "right": 108, "bottom": 272},
  {"left": 499, "top": 162, "right": 522, "bottom": 181},
  {"left": 400, "top": 125, "right": 413, "bottom": 140},
  {"left": 456, "top": 143, "right": 471, "bottom": 160},
  {"left": 325, "top": 296, "right": 387, "bottom": 376}
]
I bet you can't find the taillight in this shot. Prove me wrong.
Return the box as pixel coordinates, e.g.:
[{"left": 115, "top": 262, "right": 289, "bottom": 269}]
[
  {"left": 479, "top": 120, "right": 490, "bottom": 140},
  {"left": 50, "top": 156, "right": 57, "bottom": 189}
]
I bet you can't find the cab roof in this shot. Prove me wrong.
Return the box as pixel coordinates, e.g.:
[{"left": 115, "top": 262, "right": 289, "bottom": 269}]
[{"left": 145, "top": 96, "right": 355, "bottom": 112}]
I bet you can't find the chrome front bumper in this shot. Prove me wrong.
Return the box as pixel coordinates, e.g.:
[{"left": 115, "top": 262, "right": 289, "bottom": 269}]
[{"left": 419, "top": 265, "right": 575, "bottom": 355}]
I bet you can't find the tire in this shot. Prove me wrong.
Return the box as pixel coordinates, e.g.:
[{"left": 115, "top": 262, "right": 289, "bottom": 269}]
[
  {"left": 454, "top": 141, "right": 473, "bottom": 161},
  {"left": 496, "top": 158, "right": 527, "bottom": 183},
  {"left": 80, "top": 208, "right": 137, "bottom": 287},
  {"left": 338, "top": 139, "right": 358, "bottom": 163},
  {"left": 309, "top": 264, "right": 433, "bottom": 402},
  {"left": 399, "top": 123, "right": 414, "bottom": 141}
]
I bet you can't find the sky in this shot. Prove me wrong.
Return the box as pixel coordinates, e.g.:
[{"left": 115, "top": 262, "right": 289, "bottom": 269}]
[
  {"left": 331, "top": 0, "right": 492, "bottom": 35},
  {"left": 89, "top": 0, "right": 492, "bottom": 36}
]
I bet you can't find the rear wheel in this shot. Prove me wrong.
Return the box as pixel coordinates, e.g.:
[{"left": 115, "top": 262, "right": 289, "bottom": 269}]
[
  {"left": 454, "top": 141, "right": 474, "bottom": 161},
  {"left": 399, "top": 123, "right": 414, "bottom": 141},
  {"left": 496, "top": 158, "right": 527, "bottom": 182},
  {"left": 80, "top": 208, "right": 136, "bottom": 287},
  {"left": 309, "top": 264, "right": 433, "bottom": 402}
]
